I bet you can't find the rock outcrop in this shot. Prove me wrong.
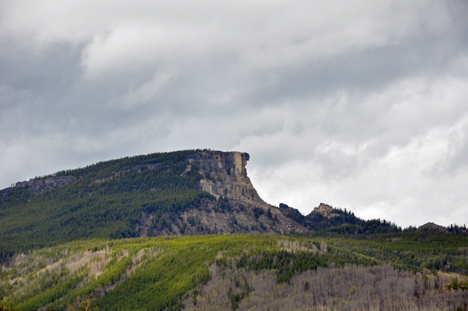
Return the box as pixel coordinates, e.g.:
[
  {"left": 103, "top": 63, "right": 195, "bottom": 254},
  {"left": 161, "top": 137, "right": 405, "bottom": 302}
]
[
  {"left": 187, "top": 151, "right": 266, "bottom": 206},
  {"left": 0, "top": 175, "right": 77, "bottom": 203},
  {"left": 418, "top": 222, "right": 448, "bottom": 232},
  {"left": 308, "top": 203, "right": 340, "bottom": 219},
  {"left": 14, "top": 176, "right": 77, "bottom": 195},
  {"left": 144, "top": 150, "right": 310, "bottom": 235}
]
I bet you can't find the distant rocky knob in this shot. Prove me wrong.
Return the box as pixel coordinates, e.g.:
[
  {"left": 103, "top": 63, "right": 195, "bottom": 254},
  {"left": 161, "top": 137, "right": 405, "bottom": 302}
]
[
  {"left": 14, "top": 176, "right": 77, "bottom": 195},
  {"left": 417, "top": 222, "right": 448, "bottom": 232},
  {"left": 308, "top": 203, "right": 338, "bottom": 219}
]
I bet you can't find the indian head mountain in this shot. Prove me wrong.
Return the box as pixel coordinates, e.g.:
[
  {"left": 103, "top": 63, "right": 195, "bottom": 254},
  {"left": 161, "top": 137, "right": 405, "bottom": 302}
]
[
  {"left": 0, "top": 150, "right": 467, "bottom": 311},
  {"left": 0, "top": 149, "right": 402, "bottom": 255}
]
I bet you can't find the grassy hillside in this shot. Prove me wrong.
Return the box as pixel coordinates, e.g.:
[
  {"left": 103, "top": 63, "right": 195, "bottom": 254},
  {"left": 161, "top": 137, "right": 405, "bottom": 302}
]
[
  {"left": 0, "top": 150, "right": 213, "bottom": 260},
  {"left": 1, "top": 231, "right": 467, "bottom": 311}
]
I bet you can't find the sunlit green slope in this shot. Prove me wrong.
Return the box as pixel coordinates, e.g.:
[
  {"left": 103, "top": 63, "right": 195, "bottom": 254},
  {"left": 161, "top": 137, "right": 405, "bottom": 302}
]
[{"left": 1, "top": 231, "right": 467, "bottom": 311}]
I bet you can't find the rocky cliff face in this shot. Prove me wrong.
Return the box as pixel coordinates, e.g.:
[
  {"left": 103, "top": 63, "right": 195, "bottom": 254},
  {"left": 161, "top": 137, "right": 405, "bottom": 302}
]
[
  {"left": 187, "top": 151, "right": 266, "bottom": 206},
  {"left": 144, "top": 150, "right": 310, "bottom": 236}
]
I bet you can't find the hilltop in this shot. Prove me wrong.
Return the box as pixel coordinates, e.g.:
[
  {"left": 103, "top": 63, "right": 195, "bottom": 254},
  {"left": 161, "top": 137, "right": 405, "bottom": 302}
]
[{"left": 0, "top": 150, "right": 309, "bottom": 261}]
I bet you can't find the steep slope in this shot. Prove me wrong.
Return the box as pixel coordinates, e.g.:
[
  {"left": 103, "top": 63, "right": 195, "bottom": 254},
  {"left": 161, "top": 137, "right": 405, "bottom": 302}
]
[
  {"left": 0, "top": 150, "right": 307, "bottom": 261},
  {"left": 150, "top": 150, "right": 308, "bottom": 237}
]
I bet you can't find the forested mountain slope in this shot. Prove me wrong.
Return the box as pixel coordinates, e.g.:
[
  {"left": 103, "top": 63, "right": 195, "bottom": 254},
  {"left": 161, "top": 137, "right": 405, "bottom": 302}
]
[
  {"left": 0, "top": 150, "right": 307, "bottom": 261},
  {"left": 1, "top": 149, "right": 462, "bottom": 264},
  {"left": 0, "top": 150, "right": 204, "bottom": 259}
]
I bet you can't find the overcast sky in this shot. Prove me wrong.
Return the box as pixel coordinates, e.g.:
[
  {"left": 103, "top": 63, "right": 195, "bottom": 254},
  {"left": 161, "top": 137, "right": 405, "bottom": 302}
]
[{"left": 1, "top": 0, "right": 468, "bottom": 227}]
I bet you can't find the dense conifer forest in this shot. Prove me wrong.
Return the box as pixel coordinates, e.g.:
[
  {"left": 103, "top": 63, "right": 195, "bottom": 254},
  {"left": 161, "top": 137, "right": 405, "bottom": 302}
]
[{"left": 0, "top": 150, "right": 211, "bottom": 259}]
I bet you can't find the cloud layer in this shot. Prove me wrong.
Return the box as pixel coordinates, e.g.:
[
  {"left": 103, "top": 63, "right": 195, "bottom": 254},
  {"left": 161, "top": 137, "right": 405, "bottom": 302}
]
[{"left": 1, "top": 0, "right": 468, "bottom": 227}]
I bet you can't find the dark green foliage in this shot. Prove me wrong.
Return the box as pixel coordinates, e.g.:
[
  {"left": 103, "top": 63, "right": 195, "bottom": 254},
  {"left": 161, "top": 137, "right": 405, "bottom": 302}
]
[
  {"left": 307, "top": 209, "right": 358, "bottom": 229},
  {"left": 447, "top": 278, "right": 468, "bottom": 291},
  {"left": 217, "top": 196, "right": 231, "bottom": 212},
  {"left": 253, "top": 207, "right": 263, "bottom": 220},
  {"left": 228, "top": 282, "right": 251, "bottom": 311},
  {"left": 0, "top": 150, "right": 209, "bottom": 261},
  {"left": 304, "top": 229, "right": 468, "bottom": 275},
  {"left": 54, "top": 150, "right": 200, "bottom": 180},
  {"left": 279, "top": 202, "right": 402, "bottom": 234},
  {"left": 447, "top": 224, "right": 468, "bottom": 235},
  {"left": 233, "top": 249, "right": 377, "bottom": 284},
  {"left": 259, "top": 222, "right": 266, "bottom": 230},
  {"left": 279, "top": 203, "right": 311, "bottom": 227},
  {"left": 322, "top": 218, "right": 401, "bottom": 235},
  {"left": 307, "top": 211, "right": 401, "bottom": 233}
]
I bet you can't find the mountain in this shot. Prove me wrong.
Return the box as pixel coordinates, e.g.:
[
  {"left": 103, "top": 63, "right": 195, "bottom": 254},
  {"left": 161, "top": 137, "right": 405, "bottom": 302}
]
[
  {"left": 0, "top": 150, "right": 307, "bottom": 261},
  {"left": 1, "top": 150, "right": 468, "bottom": 311},
  {"left": 3, "top": 148, "right": 463, "bottom": 263}
]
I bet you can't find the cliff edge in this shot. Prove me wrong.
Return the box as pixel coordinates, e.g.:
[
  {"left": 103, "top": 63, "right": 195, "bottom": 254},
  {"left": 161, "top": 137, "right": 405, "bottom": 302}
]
[{"left": 187, "top": 151, "right": 266, "bottom": 206}]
